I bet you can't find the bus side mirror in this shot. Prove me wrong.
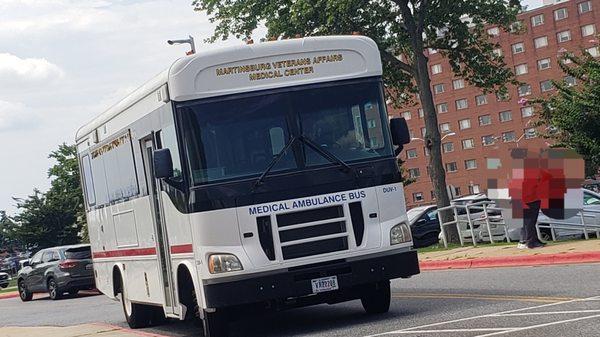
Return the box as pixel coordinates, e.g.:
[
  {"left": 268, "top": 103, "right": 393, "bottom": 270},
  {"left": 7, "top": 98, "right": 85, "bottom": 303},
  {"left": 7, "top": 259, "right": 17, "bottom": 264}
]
[
  {"left": 390, "top": 117, "right": 411, "bottom": 146},
  {"left": 153, "top": 149, "right": 174, "bottom": 179}
]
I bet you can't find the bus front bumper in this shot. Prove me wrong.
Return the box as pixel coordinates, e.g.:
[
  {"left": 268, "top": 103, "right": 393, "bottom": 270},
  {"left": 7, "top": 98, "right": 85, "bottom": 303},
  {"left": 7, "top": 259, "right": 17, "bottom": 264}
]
[{"left": 202, "top": 249, "right": 419, "bottom": 309}]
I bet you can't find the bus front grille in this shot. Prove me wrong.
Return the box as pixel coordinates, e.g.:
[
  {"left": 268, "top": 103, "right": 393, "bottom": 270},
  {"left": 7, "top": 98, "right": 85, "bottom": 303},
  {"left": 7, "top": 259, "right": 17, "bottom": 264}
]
[{"left": 275, "top": 205, "right": 349, "bottom": 260}]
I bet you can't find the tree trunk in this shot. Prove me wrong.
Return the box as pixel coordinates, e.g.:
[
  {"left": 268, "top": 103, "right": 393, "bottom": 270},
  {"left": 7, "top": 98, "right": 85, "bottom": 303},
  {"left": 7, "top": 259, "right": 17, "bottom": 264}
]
[{"left": 397, "top": 3, "right": 458, "bottom": 243}]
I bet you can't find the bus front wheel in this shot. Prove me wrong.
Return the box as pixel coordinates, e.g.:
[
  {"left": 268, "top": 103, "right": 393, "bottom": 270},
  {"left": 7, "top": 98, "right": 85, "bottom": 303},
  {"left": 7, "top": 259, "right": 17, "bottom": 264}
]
[{"left": 360, "top": 281, "right": 391, "bottom": 314}]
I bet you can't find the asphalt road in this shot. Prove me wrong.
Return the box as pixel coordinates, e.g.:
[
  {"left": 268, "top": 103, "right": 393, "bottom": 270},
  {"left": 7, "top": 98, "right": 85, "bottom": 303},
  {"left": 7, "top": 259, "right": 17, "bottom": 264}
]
[{"left": 1, "top": 263, "right": 599, "bottom": 337}]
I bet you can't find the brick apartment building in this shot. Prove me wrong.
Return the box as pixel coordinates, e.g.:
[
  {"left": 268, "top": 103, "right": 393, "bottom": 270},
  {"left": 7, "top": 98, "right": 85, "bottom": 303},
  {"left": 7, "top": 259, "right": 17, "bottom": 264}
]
[{"left": 388, "top": 0, "right": 600, "bottom": 209}]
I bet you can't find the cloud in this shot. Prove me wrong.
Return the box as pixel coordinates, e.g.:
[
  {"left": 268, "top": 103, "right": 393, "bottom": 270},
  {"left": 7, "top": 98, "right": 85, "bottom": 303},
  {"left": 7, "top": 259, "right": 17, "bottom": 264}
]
[
  {"left": 0, "top": 53, "right": 64, "bottom": 85},
  {"left": 0, "top": 100, "right": 36, "bottom": 131}
]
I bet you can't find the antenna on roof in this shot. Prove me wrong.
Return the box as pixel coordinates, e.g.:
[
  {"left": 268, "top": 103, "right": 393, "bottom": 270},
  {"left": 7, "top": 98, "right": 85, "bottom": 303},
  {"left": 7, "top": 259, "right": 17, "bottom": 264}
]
[{"left": 167, "top": 35, "right": 196, "bottom": 55}]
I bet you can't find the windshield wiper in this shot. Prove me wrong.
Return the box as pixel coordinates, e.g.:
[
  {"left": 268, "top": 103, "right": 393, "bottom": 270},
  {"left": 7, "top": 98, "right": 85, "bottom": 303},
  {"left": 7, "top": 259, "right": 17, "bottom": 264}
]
[
  {"left": 251, "top": 135, "right": 298, "bottom": 192},
  {"left": 299, "top": 135, "right": 358, "bottom": 179}
]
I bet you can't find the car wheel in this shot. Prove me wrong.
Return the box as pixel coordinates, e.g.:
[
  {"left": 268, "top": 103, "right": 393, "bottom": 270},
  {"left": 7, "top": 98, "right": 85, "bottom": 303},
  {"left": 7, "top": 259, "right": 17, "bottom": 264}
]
[
  {"left": 48, "top": 278, "right": 63, "bottom": 300},
  {"left": 119, "top": 277, "right": 160, "bottom": 328},
  {"left": 18, "top": 280, "right": 33, "bottom": 302},
  {"left": 0, "top": 283, "right": 7, "bottom": 289},
  {"left": 360, "top": 280, "right": 391, "bottom": 314},
  {"left": 539, "top": 226, "right": 552, "bottom": 242}
]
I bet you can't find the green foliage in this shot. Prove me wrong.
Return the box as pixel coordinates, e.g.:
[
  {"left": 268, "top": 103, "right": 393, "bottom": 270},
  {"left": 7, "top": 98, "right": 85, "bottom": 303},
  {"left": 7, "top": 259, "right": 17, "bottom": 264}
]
[
  {"left": 535, "top": 49, "right": 600, "bottom": 177},
  {"left": 2, "top": 144, "right": 86, "bottom": 250},
  {"left": 193, "top": 0, "right": 520, "bottom": 104}
]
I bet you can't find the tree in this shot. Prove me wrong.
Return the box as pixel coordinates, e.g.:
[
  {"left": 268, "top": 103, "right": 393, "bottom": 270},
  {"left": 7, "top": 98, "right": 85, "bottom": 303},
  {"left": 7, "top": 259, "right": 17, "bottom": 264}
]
[
  {"left": 193, "top": 0, "right": 521, "bottom": 242},
  {"left": 535, "top": 49, "right": 600, "bottom": 177},
  {"left": 8, "top": 144, "right": 86, "bottom": 250}
]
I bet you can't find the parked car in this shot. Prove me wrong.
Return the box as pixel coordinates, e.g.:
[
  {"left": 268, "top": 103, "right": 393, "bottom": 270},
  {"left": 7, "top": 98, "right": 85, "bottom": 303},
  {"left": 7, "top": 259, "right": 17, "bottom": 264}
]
[
  {"left": 16, "top": 244, "right": 95, "bottom": 301},
  {"left": 407, "top": 205, "right": 440, "bottom": 248},
  {"left": 0, "top": 271, "right": 10, "bottom": 288},
  {"left": 452, "top": 194, "right": 506, "bottom": 243},
  {"left": 506, "top": 188, "right": 600, "bottom": 241}
]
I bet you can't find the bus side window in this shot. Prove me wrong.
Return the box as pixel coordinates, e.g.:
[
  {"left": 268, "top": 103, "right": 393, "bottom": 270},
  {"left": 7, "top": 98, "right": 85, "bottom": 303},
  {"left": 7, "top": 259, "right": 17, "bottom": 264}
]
[
  {"left": 81, "top": 155, "right": 96, "bottom": 207},
  {"left": 157, "top": 124, "right": 183, "bottom": 182}
]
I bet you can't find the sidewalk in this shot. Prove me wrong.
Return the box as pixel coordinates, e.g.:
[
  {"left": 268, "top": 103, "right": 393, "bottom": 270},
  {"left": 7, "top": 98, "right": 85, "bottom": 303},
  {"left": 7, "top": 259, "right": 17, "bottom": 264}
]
[
  {"left": 0, "top": 324, "right": 165, "bottom": 337},
  {"left": 419, "top": 239, "right": 600, "bottom": 270}
]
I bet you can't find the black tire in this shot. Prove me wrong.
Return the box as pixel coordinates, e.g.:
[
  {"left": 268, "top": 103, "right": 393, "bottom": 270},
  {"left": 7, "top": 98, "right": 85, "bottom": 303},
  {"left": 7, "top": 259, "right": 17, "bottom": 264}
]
[
  {"left": 48, "top": 278, "right": 63, "bottom": 300},
  {"left": 203, "top": 310, "right": 229, "bottom": 337},
  {"left": 0, "top": 283, "right": 7, "bottom": 289},
  {"left": 361, "top": 281, "right": 391, "bottom": 314},
  {"left": 18, "top": 280, "right": 33, "bottom": 302},
  {"left": 118, "top": 277, "right": 161, "bottom": 329},
  {"left": 539, "top": 227, "right": 552, "bottom": 242},
  {"left": 68, "top": 289, "right": 79, "bottom": 296}
]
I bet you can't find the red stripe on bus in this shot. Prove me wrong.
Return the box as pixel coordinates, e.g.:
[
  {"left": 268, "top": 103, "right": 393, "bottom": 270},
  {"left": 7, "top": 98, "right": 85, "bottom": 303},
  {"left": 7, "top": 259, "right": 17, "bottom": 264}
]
[
  {"left": 92, "top": 247, "right": 156, "bottom": 259},
  {"left": 170, "top": 244, "right": 193, "bottom": 254}
]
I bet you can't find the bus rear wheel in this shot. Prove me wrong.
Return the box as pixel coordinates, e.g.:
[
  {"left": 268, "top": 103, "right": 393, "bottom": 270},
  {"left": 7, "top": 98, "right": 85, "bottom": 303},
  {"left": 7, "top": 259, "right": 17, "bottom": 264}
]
[
  {"left": 118, "top": 277, "right": 163, "bottom": 328},
  {"left": 203, "top": 310, "right": 229, "bottom": 337},
  {"left": 360, "top": 281, "right": 391, "bottom": 314}
]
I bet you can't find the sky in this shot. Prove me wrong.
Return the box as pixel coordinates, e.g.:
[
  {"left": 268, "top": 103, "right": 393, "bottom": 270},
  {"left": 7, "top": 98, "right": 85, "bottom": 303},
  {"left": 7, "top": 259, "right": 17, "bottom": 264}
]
[{"left": 0, "top": 0, "right": 542, "bottom": 213}]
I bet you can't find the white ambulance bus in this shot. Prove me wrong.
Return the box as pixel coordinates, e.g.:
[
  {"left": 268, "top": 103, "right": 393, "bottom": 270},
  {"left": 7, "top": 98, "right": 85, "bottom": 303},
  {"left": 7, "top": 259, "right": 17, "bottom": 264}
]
[{"left": 76, "top": 35, "right": 418, "bottom": 336}]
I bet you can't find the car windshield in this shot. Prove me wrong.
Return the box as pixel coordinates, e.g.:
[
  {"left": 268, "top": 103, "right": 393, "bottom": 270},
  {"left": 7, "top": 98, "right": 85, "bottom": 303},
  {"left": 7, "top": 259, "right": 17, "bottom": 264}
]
[
  {"left": 407, "top": 208, "right": 424, "bottom": 223},
  {"left": 178, "top": 79, "right": 393, "bottom": 185},
  {"left": 64, "top": 246, "right": 91, "bottom": 260}
]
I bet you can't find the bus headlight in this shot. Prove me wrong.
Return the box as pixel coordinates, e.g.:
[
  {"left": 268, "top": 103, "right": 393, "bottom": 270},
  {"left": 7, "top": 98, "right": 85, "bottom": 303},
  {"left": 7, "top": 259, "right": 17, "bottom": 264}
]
[
  {"left": 390, "top": 222, "right": 412, "bottom": 245},
  {"left": 208, "top": 254, "right": 243, "bottom": 274}
]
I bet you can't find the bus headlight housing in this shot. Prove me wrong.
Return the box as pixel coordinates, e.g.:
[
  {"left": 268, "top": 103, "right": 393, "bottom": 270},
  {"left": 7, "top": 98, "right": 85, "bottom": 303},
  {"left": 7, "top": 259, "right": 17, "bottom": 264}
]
[
  {"left": 390, "top": 222, "right": 412, "bottom": 245},
  {"left": 208, "top": 254, "right": 243, "bottom": 274}
]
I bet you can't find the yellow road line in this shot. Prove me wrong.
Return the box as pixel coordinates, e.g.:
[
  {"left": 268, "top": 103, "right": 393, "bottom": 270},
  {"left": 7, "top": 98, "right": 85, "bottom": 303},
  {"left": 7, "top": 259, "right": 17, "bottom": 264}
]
[{"left": 392, "top": 292, "right": 577, "bottom": 303}]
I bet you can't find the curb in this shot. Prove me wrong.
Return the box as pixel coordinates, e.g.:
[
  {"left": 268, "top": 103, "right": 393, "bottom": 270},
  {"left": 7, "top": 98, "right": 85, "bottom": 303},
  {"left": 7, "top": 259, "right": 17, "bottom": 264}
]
[
  {"left": 419, "top": 251, "right": 600, "bottom": 270},
  {"left": 0, "top": 291, "right": 19, "bottom": 300}
]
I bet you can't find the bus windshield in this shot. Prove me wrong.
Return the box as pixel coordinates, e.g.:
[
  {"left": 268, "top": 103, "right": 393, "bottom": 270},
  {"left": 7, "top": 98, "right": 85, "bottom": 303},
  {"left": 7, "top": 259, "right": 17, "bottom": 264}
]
[{"left": 178, "top": 79, "right": 393, "bottom": 186}]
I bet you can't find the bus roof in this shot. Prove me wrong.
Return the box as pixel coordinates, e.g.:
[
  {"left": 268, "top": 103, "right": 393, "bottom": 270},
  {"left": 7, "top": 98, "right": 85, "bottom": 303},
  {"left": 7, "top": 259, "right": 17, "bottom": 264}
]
[{"left": 76, "top": 35, "right": 381, "bottom": 142}]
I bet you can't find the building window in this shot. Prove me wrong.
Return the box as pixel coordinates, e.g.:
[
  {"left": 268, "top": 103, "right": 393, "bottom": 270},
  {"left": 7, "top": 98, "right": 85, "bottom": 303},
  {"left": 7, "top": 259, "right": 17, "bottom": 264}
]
[
  {"left": 582, "top": 24, "right": 596, "bottom": 37},
  {"left": 557, "top": 30, "right": 571, "bottom": 43},
  {"left": 412, "top": 192, "right": 424, "bottom": 202},
  {"left": 564, "top": 75, "right": 577, "bottom": 86},
  {"left": 524, "top": 127, "right": 536, "bottom": 139},
  {"left": 402, "top": 111, "right": 411, "bottom": 120},
  {"left": 499, "top": 110, "right": 512, "bottom": 122},
  {"left": 437, "top": 103, "right": 448, "bottom": 114},
  {"left": 554, "top": 8, "right": 568, "bottom": 21},
  {"left": 515, "top": 63, "right": 528, "bottom": 76},
  {"left": 446, "top": 162, "right": 458, "bottom": 172},
  {"left": 586, "top": 47, "right": 600, "bottom": 57},
  {"left": 421, "top": 127, "right": 427, "bottom": 137},
  {"left": 493, "top": 48, "right": 503, "bottom": 57},
  {"left": 455, "top": 98, "right": 468, "bottom": 110},
  {"left": 482, "top": 135, "right": 496, "bottom": 146},
  {"left": 521, "top": 106, "right": 534, "bottom": 118},
  {"left": 408, "top": 168, "right": 421, "bottom": 179},
  {"left": 512, "top": 42, "right": 525, "bottom": 54},
  {"left": 469, "top": 184, "right": 481, "bottom": 194},
  {"left": 462, "top": 138, "right": 475, "bottom": 149},
  {"left": 465, "top": 159, "right": 477, "bottom": 170},
  {"left": 418, "top": 108, "right": 424, "bottom": 118},
  {"left": 510, "top": 21, "right": 523, "bottom": 33},
  {"left": 534, "top": 36, "right": 548, "bottom": 49},
  {"left": 455, "top": 186, "right": 462, "bottom": 196},
  {"left": 479, "top": 114, "right": 492, "bottom": 126},
  {"left": 503, "top": 131, "right": 516, "bottom": 142},
  {"left": 540, "top": 80, "right": 554, "bottom": 92},
  {"left": 367, "top": 119, "right": 377, "bottom": 128},
  {"left": 459, "top": 118, "right": 471, "bottom": 130},
  {"left": 537, "top": 58, "right": 551, "bottom": 70},
  {"left": 487, "top": 27, "right": 500, "bottom": 37},
  {"left": 431, "top": 64, "right": 442, "bottom": 74},
  {"left": 406, "top": 148, "right": 418, "bottom": 159},
  {"left": 476, "top": 94, "right": 488, "bottom": 106},
  {"left": 531, "top": 14, "right": 544, "bottom": 27},
  {"left": 433, "top": 83, "right": 445, "bottom": 94},
  {"left": 453, "top": 79, "right": 465, "bottom": 90},
  {"left": 439, "top": 123, "right": 451, "bottom": 133},
  {"left": 518, "top": 84, "right": 532, "bottom": 97},
  {"left": 579, "top": 1, "right": 592, "bottom": 14},
  {"left": 442, "top": 142, "right": 454, "bottom": 153}
]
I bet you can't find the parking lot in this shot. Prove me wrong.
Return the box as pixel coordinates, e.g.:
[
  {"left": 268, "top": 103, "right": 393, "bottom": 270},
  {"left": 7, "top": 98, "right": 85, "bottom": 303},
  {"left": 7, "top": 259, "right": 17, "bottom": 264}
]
[{"left": 1, "top": 263, "right": 599, "bottom": 337}]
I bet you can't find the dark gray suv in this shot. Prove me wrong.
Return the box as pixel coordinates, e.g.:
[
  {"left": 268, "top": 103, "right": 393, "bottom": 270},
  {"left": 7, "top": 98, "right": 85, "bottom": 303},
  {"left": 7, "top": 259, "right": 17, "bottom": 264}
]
[{"left": 17, "top": 244, "right": 95, "bottom": 301}]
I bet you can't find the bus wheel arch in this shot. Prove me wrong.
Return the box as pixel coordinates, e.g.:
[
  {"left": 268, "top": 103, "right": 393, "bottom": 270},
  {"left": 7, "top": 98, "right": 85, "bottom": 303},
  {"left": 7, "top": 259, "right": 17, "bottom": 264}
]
[
  {"left": 112, "top": 265, "right": 123, "bottom": 297},
  {"left": 176, "top": 263, "right": 200, "bottom": 321}
]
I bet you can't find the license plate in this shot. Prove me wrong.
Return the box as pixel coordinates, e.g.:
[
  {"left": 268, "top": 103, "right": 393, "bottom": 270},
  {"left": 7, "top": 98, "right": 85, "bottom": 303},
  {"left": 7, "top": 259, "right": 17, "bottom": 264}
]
[
  {"left": 311, "top": 276, "right": 339, "bottom": 294},
  {"left": 85, "top": 264, "right": 93, "bottom": 270}
]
